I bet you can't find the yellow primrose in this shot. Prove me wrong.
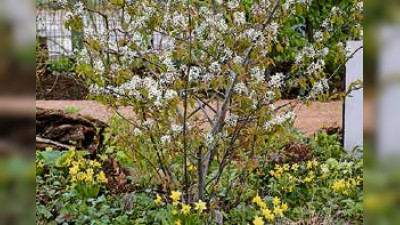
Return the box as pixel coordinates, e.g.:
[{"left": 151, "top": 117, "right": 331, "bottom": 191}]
[
  {"left": 96, "top": 171, "right": 108, "bottom": 184},
  {"left": 69, "top": 166, "right": 79, "bottom": 176},
  {"left": 312, "top": 159, "right": 319, "bottom": 167},
  {"left": 170, "top": 191, "right": 182, "bottom": 201},
  {"left": 154, "top": 194, "right": 162, "bottom": 204},
  {"left": 273, "top": 207, "right": 284, "bottom": 217},
  {"left": 253, "top": 216, "right": 265, "bottom": 225},
  {"left": 37, "top": 161, "right": 44, "bottom": 169},
  {"left": 281, "top": 203, "right": 288, "bottom": 211},
  {"left": 172, "top": 209, "right": 178, "bottom": 215},
  {"left": 283, "top": 164, "right": 290, "bottom": 171},
  {"left": 77, "top": 172, "right": 86, "bottom": 181},
  {"left": 175, "top": 220, "right": 182, "bottom": 225},
  {"left": 304, "top": 176, "right": 313, "bottom": 183},
  {"left": 291, "top": 163, "right": 299, "bottom": 171},
  {"left": 181, "top": 204, "right": 191, "bottom": 215},
  {"left": 195, "top": 200, "right": 207, "bottom": 213},
  {"left": 252, "top": 195, "right": 266, "bottom": 208},
  {"left": 262, "top": 208, "right": 273, "bottom": 219},
  {"left": 272, "top": 197, "right": 281, "bottom": 206}
]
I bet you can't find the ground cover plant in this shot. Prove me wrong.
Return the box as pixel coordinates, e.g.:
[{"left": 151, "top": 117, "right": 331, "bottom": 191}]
[{"left": 36, "top": 0, "right": 363, "bottom": 224}]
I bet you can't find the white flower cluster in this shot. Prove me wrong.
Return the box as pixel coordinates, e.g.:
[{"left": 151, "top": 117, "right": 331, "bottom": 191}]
[
  {"left": 311, "top": 78, "right": 329, "bottom": 95},
  {"left": 90, "top": 76, "right": 178, "bottom": 108},
  {"left": 268, "top": 73, "right": 285, "bottom": 89},
  {"left": 250, "top": 67, "right": 265, "bottom": 83},
  {"left": 264, "top": 111, "right": 296, "bottom": 130}
]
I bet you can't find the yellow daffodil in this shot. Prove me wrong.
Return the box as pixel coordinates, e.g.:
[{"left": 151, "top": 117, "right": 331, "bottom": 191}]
[
  {"left": 253, "top": 216, "right": 265, "bottom": 225},
  {"left": 154, "top": 194, "right": 162, "bottom": 204},
  {"left": 181, "top": 204, "right": 191, "bottom": 214},
  {"left": 195, "top": 200, "right": 207, "bottom": 213},
  {"left": 170, "top": 191, "right": 182, "bottom": 202},
  {"left": 272, "top": 197, "right": 281, "bottom": 206}
]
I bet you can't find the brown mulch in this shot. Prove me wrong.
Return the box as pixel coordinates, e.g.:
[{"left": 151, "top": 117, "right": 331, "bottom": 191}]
[{"left": 36, "top": 100, "right": 343, "bottom": 136}]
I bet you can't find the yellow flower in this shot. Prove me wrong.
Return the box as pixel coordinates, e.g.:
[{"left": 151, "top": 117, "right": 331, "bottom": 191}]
[
  {"left": 188, "top": 165, "right": 196, "bottom": 171},
  {"left": 69, "top": 166, "right": 79, "bottom": 176},
  {"left": 272, "top": 197, "right": 281, "bottom": 206},
  {"left": 283, "top": 164, "right": 290, "bottom": 171},
  {"left": 252, "top": 195, "right": 266, "bottom": 208},
  {"left": 288, "top": 185, "right": 295, "bottom": 192},
  {"left": 306, "top": 161, "right": 313, "bottom": 169},
  {"left": 77, "top": 172, "right": 86, "bottom": 181},
  {"left": 181, "top": 204, "right": 191, "bottom": 215},
  {"left": 273, "top": 206, "right": 284, "bottom": 217},
  {"left": 172, "top": 209, "right": 178, "bottom": 215},
  {"left": 170, "top": 191, "right": 182, "bottom": 202},
  {"left": 86, "top": 168, "right": 94, "bottom": 177},
  {"left": 253, "top": 216, "right": 265, "bottom": 225},
  {"left": 37, "top": 161, "right": 44, "bottom": 169},
  {"left": 195, "top": 200, "right": 207, "bottom": 213},
  {"left": 332, "top": 179, "right": 346, "bottom": 191},
  {"left": 312, "top": 159, "right": 319, "bottom": 167},
  {"left": 281, "top": 203, "right": 288, "bottom": 211},
  {"left": 262, "top": 208, "right": 273, "bottom": 220},
  {"left": 96, "top": 171, "right": 108, "bottom": 184},
  {"left": 291, "top": 163, "right": 299, "bottom": 171},
  {"left": 172, "top": 201, "right": 179, "bottom": 207},
  {"left": 175, "top": 220, "right": 182, "bottom": 225},
  {"left": 269, "top": 170, "right": 275, "bottom": 177},
  {"left": 304, "top": 176, "right": 313, "bottom": 183},
  {"left": 154, "top": 194, "right": 162, "bottom": 204}
]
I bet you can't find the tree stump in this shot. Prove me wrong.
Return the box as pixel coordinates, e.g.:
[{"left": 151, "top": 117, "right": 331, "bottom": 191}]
[{"left": 36, "top": 107, "right": 107, "bottom": 154}]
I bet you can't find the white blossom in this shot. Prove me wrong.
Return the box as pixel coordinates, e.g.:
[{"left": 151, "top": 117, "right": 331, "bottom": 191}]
[
  {"left": 134, "top": 128, "right": 143, "bottom": 136},
  {"left": 161, "top": 135, "right": 172, "bottom": 144},
  {"left": 73, "top": 1, "right": 85, "bottom": 16},
  {"left": 234, "top": 12, "right": 246, "bottom": 25},
  {"left": 171, "top": 124, "right": 183, "bottom": 133},
  {"left": 234, "top": 82, "right": 248, "bottom": 95},
  {"left": 268, "top": 73, "right": 285, "bottom": 89},
  {"left": 250, "top": 67, "right": 265, "bottom": 82},
  {"left": 314, "top": 31, "right": 324, "bottom": 42},
  {"left": 227, "top": 0, "right": 239, "bottom": 9},
  {"left": 165, "top": 89, "right": 178, "bottom": 100},
  {"left": 189, "top": 67, "right": 201, "bottom": 81}
]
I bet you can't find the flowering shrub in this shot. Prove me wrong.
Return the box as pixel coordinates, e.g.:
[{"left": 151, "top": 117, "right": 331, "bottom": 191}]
[{"left": 36, "top": 0, "right": 363, "bottom": 224}]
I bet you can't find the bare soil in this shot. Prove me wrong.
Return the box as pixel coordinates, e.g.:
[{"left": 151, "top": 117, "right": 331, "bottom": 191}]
[{"left": 36, "top": 100, "right": 343, "bottom": 136}]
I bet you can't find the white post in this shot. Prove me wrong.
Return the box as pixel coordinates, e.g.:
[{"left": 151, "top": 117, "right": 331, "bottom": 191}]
[
  {"left": 377, "top": 27, "right": 400, "bottom": 157},
  {"left": 344, "top": 41, "right": 363, "bottom": 152}
]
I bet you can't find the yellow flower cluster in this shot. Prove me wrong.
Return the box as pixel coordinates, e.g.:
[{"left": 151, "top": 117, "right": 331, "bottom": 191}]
[
  {"left": 154, "top": 190, "right": 207, "bottom": 218},
  {"left": 62, "top": 149, "right": 108, "bottom": 186},
  {"left": 269, "top": 163, "right": 299, "bottom": 179},
  {"left": 332, "top": 177, "right": 362, "bottom": 195},
  {"left": 252, "top": 195, "right": 288, "bottom": 224}
]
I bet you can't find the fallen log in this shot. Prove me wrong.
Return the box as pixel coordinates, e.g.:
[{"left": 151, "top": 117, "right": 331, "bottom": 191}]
[{"left": 36, "top": 107, "right": 108, "bottom": 154}]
